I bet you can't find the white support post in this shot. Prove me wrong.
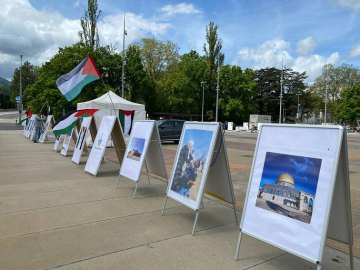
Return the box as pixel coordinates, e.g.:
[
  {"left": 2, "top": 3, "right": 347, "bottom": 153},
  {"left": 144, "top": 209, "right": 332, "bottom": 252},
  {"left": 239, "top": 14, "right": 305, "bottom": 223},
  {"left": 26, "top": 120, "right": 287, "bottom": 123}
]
[
  {"left": 161, "top": 196, "right": 168, "bottom": 216},
  {"left": 192, "top": 209, "right": 200, "bottom": 236}
]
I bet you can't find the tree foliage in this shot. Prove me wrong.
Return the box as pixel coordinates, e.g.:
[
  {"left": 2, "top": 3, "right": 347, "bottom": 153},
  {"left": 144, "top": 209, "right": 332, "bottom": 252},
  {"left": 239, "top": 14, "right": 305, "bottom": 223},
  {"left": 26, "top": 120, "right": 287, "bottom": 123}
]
[
  {"left": 78, "top": 0, "right": 102, "bottom": 49},
  {"left": 10, "top": 61, "right": 38, "bottom": 109},
  {"left": 254, "top": 67, "right": 307, "bottom": 122},
  {"left": 336, "top": 84, "right": 360, "bottom": 124},
  {"left": 203, "top": 22, "right": 223, "bottom": 74},
  {"left": 309, "top": 64, "right": 360, "bottom": 122}
]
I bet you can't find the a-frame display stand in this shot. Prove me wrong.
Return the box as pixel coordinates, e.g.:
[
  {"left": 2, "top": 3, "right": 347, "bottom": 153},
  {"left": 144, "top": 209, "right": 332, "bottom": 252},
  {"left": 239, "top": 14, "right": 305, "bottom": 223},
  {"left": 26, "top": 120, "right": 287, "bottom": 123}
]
[
  {"left": 162, "top": 122, "right": 237, "bottom": 235},
  {"left": 39, "top": 115, "right": 55, "bottom": 143},
  {"left": 72, "top": 116, "right": 97, "bottom": 164},
  {"left": 53, "top": 135, "right": 65, "bottom": 152},
  {"left": 235, "top": 124, "right": 353, "bottom": 270},
  {"left": 116, "top": 120, "right": 168, "bottom": 198},
  {"left": 84, "top": 116, "right": 126, "bottom": 176},
  {"left": 60, "top": 127, "right": 78, "bottom": 156}
]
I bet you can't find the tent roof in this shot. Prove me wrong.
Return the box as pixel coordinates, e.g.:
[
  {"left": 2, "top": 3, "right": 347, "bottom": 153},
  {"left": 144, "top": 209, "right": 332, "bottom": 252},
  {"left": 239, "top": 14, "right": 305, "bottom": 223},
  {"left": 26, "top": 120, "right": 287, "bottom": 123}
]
[{"left": 77, "top": 91, "right": 145, "bottom": 111}]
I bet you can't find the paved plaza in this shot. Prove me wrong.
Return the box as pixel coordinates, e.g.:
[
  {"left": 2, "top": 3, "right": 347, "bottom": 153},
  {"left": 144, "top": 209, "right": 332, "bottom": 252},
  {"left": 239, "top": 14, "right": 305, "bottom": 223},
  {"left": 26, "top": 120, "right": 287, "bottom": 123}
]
[{"left": 0, "top": 110, "right": 359, "bottom": 269}]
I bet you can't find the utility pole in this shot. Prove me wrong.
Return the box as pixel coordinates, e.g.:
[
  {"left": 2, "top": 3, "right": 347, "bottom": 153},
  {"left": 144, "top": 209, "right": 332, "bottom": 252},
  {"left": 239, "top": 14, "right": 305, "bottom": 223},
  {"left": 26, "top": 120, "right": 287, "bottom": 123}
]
[
  {"left": 121, "top": 13, "right": 126, "bottom": 98},
  {"left": 279, "top": 61, "right": 284, "bottom": 124},
  {"left": 296, "top": 92, "right": 301, "bottom": 122},
  {"left": 201, "top": 81, "right": 205, "bottom": 122},
  {"left": 19, "top": 54, "right": 23, "bottom": 123},
  {"left": 324, "top": 67, "right": 328, "bottom": 124},
  {"left": 215, "top": 55, "right": 220, "bottom": 122}
]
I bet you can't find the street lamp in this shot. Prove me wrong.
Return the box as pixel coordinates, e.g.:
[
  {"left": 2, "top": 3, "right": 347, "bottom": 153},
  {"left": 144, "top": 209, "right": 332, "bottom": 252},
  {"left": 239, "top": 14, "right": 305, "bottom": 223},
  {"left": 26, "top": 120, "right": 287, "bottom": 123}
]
[
  {"left": 121, "top": 12, "right": 127, "bottom": 98},
  {"left": 296, "top": 92, "right": 301, "bottom": 122},
  {"left": 215, "top": 56, "right": 220, "bottom": 122},
  {"left": 324, "top": 71, "right": 328, "bottom": 124},
  {"left": 201, "top": 81, "right": 205, "bottom": 122},
  {"left": 279, "top": 61, "right": 284, "bottom": 124},
  {"left": 19, "top": 54, "right": 23, "bottom": 124}
]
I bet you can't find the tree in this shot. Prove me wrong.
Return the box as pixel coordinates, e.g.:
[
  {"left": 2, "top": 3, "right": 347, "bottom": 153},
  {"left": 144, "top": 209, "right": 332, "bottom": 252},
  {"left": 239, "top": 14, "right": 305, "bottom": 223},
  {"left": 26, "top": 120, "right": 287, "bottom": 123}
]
[
  {"left": 336, "top": 84, "right": 360, "bottom": 124},
  {"left": 254, "top": 67, "right": 307, "bottom": 122},
  {"left": 218, "top": 66, "right": 256, "bottom": 123},
  {"left": 137, "top": 38, "right": 179, "bottom": 80},
  {"left": 23, "top": 43, "right": 120, "bottom": 120},
  {"left": 309, "top": 63, "right": 360, "bottom": 122},
  {"left": 78, "top": 0, "right": 102, "bottom": 49},
  {"left": 9, "top": 61, "right": 38, "bottom": 109},
  {"left": 203, "top": 22, "right": 223, "bottom": 74}
]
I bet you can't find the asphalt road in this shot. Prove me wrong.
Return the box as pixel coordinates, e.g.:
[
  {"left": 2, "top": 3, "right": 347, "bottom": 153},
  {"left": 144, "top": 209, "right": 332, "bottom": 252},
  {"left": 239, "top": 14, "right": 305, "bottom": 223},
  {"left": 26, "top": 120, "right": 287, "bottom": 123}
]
[{"left": 0, "top": 110, "right": 24, "bottom": 130}]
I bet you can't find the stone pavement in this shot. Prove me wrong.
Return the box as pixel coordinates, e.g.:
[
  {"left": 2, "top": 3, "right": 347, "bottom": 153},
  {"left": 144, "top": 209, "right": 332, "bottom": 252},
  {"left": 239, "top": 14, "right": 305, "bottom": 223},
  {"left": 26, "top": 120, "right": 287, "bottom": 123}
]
[{"left": 0, "top": 128, "right": 359, "bottom": 270}]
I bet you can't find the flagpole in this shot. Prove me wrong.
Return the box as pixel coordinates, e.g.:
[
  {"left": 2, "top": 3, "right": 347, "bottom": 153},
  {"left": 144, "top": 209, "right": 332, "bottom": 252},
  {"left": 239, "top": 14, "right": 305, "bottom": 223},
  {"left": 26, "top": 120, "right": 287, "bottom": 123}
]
[
  {"left": 121, "top": 13, "right": 126, "bottom": 98},
  {"left": 99, "top": 77, "right": 117, "bottom": 117}
]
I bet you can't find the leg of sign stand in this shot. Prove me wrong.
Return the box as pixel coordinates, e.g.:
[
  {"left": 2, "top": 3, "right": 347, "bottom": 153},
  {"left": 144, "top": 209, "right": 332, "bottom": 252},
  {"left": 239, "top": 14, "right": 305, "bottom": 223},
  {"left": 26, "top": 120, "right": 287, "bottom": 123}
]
[
  {"left": 234, "top": 229, "right": 243, "bottom": 260},
  {"left": 161, "top": 196, "right": 168, "bottom": 216},
  {"left": 145, "top": 160, "right": 151, "bottom": 185},
  {"left": 192, "top": 209, "right": 200, "bottom": 236},
  {"left": 349, "top": 244, "right": 354, "bottom": 270},
  {"left": 133, "top": 183, "right": 138, "bottom": 199},
  {"left": 115, "top": 175, "right": 121, "bottom": 189},
  {"left": 316, "top": 262, "right": 321, "bottom": 270}
]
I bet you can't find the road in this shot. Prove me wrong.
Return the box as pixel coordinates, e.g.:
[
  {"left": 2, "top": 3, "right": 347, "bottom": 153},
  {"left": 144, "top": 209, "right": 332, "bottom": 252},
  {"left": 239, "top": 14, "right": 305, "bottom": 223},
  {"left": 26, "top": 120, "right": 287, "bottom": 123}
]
[{"left": 0, "top": 110, "right": 24, "bottom": 130}]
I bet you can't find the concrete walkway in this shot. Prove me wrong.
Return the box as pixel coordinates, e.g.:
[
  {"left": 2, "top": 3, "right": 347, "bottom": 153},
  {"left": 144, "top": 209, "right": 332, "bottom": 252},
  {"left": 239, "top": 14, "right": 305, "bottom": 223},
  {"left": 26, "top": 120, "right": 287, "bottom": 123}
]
[{"left": 0, "top": 129, "right": 359, "bottom": 270}]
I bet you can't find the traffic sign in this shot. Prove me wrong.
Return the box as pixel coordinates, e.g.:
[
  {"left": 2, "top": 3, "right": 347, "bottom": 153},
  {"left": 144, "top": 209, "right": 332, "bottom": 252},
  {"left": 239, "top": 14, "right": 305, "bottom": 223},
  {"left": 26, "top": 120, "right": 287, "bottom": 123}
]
[{"left": 16, "top": 96, "right": 21, "bottom": 103}]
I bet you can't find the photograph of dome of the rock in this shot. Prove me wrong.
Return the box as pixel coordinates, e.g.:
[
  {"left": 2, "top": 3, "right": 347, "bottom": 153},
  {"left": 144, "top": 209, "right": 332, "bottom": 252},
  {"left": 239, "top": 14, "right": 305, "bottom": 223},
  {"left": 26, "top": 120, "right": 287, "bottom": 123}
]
[{"left": 256, "top": 152, "right": 322, "bottom": 224}]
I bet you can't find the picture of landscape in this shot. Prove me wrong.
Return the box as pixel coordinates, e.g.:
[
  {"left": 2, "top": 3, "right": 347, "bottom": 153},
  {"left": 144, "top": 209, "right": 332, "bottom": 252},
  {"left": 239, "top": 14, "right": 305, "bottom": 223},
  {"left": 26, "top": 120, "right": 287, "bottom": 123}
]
[
  {"left": 127, "top": 137, "right": 145, "bottom": 161},
  {"left": 256, "top": 152, "right": 322, "bottom": 224}
]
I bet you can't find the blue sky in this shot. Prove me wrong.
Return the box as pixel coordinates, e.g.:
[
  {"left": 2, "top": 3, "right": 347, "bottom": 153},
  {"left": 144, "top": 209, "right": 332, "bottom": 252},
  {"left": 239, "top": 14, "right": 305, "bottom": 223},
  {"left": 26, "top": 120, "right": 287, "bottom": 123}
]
[
  {"left": 1, "top": 0, "right": 359, "bottom": 82},
  {"left": 181, "top": 129, "right": 213, "bottom": 163},
  {"left": 259, "top": 152, "right": 322, "bottom": 196}
]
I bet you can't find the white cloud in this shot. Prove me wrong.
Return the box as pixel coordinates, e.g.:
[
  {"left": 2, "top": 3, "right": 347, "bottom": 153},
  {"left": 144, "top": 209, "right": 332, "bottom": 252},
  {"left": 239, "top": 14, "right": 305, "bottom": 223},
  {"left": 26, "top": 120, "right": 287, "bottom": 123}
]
[
  {"left": 297, "top": 36, "right": 316, "bottom": 55},
  {"left": 337, "top": 0, "right": 360, "bottom": 12},
  {"left": 0, "top": 0, "right": 80, "bottom": 79},
  {"left": 232, "top": 38, "right": 293, "bottom": 70},
  {"left": 159, "top": 3, "right": 201, "bottom": 17},
  {"left": 99, "top": 12, "right": 171, "bottom": 50},
  {"left": 349, "top": 44, "right": 360, "bottom": 58},
  {"left": 232, "top": 38, "right": 340, "bottom": 82}
]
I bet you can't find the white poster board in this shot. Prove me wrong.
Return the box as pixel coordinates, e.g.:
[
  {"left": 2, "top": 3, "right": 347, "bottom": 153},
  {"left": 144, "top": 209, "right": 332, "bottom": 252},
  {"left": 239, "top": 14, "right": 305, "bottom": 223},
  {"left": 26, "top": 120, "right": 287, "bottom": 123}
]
[
  {"left": 84, "top": 116, "right": 124, "bottom": 176},
  {"left": 120, "top": 121, "right": 154, "bottom": 181},
  {"left": 60, "top": 128, "right": 75, "bottom": 156},
  {"left": 72, "top": 117, "right": 93, "bottom": 164},
  {"left": 39, "top": 115, "right": 54, "bottom": 143},
  {"left": 53, "top": 135, "right": 65, "bottom": 152},
  {"left": 236, "top": 124, "right": 353, "bottom": 268},
  {"left": 25, "top": 115, "right": 36, "bottom": 139},
  {"left": 166, "top": 122, "right": 219, "bottom": 211}
]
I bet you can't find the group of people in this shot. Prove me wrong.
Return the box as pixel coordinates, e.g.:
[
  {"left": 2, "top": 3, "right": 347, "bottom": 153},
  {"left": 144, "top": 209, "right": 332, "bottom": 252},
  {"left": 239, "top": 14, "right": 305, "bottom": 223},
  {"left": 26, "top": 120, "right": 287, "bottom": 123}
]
[{"left": 171, "top": 140, "right": 202, "bottom": 198}]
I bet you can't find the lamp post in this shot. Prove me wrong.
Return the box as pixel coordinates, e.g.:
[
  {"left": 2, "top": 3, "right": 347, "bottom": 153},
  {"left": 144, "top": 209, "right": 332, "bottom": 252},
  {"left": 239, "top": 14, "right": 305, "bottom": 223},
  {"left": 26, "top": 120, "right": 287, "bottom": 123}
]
[
  {"left": 19, "top": 54, "right": 23, "bottom": 124},
  {"left": 215, "top": 56, "right": 220, "bottom": 122},
  {"left": 201, "top": 81, "right": 205, "bottom": 122},
  {"left": 296, "top": 92, "right": 301, "bottom": 122},
  {"left": 324, "top": 71, "right": 328, "bottom": 124},
  {"left": 121, "top": 13, "right": 126, "bottom": 98},
  {"left": 279, "top": 61, "right": 284, "bottom": 124}
]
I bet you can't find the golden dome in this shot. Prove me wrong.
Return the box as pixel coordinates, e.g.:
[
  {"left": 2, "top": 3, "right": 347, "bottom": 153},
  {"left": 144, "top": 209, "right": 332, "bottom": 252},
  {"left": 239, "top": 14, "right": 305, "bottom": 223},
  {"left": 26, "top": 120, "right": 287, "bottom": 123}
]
[{"left": 277, "top": 173, "right": 295, "bottom": 187}]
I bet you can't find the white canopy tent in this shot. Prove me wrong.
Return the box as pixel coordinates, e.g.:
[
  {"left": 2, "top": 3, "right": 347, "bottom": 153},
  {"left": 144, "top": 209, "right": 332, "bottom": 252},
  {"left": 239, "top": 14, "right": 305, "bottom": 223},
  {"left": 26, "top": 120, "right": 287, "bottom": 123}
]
[
  {"left": 77, "top": 90, "right": 145, "bottom": 111},
  {"left": 77, "top": 91, "right": 146, "bottom": 142}
]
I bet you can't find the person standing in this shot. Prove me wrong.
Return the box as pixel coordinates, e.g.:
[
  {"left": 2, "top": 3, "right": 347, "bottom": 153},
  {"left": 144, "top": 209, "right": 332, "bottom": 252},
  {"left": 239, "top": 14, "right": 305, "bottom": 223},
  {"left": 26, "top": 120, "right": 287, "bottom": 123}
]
[{"left": 33, "top": 112, "right": 45, "bottom": 143}]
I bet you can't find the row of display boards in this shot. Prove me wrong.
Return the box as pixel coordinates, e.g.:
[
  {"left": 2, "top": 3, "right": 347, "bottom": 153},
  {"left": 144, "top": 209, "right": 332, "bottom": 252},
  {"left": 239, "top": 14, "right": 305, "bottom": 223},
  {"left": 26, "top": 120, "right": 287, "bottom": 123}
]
[{"left": 23, "top": 115, "right": 354, "bottom": 270}]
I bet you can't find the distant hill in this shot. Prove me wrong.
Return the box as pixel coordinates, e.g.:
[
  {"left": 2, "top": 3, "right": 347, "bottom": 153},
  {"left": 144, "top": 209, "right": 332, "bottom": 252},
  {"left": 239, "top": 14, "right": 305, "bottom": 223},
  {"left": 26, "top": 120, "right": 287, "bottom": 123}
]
[{"left": 0, "top": 77, "right": 10, "bottom": 95}]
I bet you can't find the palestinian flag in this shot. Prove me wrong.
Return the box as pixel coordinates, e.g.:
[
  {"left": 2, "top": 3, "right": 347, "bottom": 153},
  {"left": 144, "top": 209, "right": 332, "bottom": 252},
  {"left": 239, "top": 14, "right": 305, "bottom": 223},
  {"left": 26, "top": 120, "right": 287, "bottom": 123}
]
[
  {"left": 19, "top": 117, "right": 29, "bottom": 126},
  {"left": 119, "top": 110, "right": 134, "bottom": 136},
  {"left": 56, "top": 56, "right": 100, "bottom": 101},
  {"left": 53, "top": 109, "right": 98, "bottom": 136}
]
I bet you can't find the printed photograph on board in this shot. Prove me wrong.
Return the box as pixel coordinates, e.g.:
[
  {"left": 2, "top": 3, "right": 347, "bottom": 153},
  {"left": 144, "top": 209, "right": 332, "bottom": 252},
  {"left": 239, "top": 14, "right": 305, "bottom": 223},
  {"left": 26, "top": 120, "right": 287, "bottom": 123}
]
[
  {"left": 256, "top": 152, "right": 322, "bottom": 224},
  {"left": 170, "top": 129, "right": 213, "bottom": 201},
  {"left": 127, "top": 137, "right": 145, "bottom": 161}
]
